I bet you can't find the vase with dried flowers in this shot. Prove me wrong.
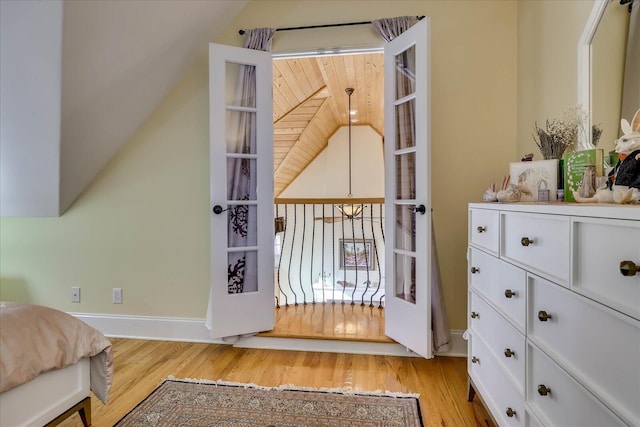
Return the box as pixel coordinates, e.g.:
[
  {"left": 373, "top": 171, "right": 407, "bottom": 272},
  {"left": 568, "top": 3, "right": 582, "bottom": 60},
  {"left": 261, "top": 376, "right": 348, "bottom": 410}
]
[{"left": 533, "top": 106, "right": 602, "bottom": 160}]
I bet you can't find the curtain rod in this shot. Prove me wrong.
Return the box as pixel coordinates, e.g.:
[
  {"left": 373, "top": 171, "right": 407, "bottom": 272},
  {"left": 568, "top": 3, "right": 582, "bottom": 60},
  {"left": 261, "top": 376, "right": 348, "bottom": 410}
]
[{"left": 238, "top": 16, "right": 425, "bottom": 35}]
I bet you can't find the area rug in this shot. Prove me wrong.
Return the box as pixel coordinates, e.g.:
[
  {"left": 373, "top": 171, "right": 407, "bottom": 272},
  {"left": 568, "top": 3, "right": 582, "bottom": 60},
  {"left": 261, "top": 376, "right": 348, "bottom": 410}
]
[{"left": 114, "top": 378, "right": 423, "bottom": 426}]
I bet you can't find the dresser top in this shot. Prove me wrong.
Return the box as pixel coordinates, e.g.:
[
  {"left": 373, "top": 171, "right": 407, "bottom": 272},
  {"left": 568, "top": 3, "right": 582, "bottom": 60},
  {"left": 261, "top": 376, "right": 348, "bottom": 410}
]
[{"left": 468, "top": 202, "right": 640, "bottom": 221}]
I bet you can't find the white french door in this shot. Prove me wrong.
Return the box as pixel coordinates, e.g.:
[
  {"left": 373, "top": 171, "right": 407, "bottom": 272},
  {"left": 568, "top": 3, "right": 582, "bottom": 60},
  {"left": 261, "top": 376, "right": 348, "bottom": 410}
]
[
  {"left": 383, "top": 18, "right": 433, "bottom": 358},
  {"left": 208, "top": 19, "right": 432, "bottom": 356},
  {"left": 207, "top": 43, "right": 274, "bottom": 338}
]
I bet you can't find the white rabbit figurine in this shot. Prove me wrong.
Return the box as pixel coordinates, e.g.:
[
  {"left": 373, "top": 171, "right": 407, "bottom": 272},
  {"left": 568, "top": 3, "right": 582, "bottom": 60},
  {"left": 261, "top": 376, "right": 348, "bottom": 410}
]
[{"left": 574, "top": 109, "right": 640, "bottom": 204}]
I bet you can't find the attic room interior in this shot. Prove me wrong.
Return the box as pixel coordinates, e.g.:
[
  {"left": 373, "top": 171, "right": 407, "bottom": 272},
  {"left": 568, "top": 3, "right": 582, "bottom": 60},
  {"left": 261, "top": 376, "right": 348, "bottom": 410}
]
[{"left": 1, "top": 1, "right": 639, "bottom": 426}]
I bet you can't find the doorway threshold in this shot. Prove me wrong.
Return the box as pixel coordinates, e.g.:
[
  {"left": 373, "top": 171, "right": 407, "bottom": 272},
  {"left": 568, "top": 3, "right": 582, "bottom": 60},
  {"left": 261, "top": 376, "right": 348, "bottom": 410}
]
[
  {"left": 236, "top": 335, "right": 418, "bottom": 357},
  {"left": 257, "top": 303, "right": 393, "bottom": 343}
]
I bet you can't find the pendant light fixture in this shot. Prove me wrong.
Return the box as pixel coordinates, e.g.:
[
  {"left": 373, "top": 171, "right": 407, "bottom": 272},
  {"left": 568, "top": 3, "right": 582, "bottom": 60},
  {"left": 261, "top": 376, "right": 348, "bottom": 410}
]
[{"left": 337, "top": 87, "right": 363, "bottom": 219}]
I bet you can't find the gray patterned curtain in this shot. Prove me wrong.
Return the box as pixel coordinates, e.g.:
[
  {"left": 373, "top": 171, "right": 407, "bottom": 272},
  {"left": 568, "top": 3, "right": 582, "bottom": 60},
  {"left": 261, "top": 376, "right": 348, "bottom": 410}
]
[
  {"left": 372, "top": 16, "right": 450, "bottom": 352},
  {"left": 226, "top": 28, "right": 275, "bottom": 295}
]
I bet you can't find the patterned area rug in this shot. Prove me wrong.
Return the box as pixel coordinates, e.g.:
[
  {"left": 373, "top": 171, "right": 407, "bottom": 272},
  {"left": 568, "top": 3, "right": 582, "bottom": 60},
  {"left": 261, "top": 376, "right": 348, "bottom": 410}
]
[{"left": 115, "top": 378, "right": 423, "bottom": 426}]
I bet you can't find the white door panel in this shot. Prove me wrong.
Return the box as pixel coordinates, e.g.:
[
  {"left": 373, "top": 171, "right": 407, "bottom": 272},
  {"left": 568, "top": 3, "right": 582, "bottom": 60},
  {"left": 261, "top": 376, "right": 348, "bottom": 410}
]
[
  {"left": 384, "top": 18, "right": 432, "bottom": 358},
  {"left": 207, "top": 43, "right": 274, "bottom": 338}
]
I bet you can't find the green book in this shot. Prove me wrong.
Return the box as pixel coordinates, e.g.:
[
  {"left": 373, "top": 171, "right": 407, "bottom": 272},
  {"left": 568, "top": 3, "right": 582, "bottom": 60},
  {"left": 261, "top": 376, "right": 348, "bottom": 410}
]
[{"left": 562, "top": 149, "right": 604, "bottom": 202}]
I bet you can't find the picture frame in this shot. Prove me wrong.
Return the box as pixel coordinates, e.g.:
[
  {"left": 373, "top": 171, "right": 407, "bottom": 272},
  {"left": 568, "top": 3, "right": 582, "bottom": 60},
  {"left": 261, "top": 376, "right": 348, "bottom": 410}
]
[
  {"left": 509, "top": 159, "right": 559, "bottom": 202},
  {"left": 339, "top": 238, "right": 376, "bottom": 270}
]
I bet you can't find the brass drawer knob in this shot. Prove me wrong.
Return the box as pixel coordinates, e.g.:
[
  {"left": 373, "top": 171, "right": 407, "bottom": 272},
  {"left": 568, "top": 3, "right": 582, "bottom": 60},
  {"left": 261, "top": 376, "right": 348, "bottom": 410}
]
[
  {"left": 504, "top": 289, "right": 516, "bottom": 298},
  {"left": 471, "top": 356, "right": 479, "bottom": 364},
  {"left": 470, "top": 267, "right": 480, "bottom": 274},
  {"left": 506, "top": 407, "right": 516, "bottom": 418},
  {"left": 537, "top": 384, "right": 551, "bottom": 396},
  {"left": 538, "top": 310, "right": 552, "bottom": 322},
  {"left": 504, "top": 348, "right": 515, "bottom": 358},
  {"left": 470, "top": 311, "right": 479, "bottom": 319},
  {"left": 477, "top": 226, "right": 487, "bottom": 233},
  {"left": 521, "top": 237, "right": 535, "bottom": 246},
  {"left": 620, "top": 260, "right": 639, "bottom": 277}
]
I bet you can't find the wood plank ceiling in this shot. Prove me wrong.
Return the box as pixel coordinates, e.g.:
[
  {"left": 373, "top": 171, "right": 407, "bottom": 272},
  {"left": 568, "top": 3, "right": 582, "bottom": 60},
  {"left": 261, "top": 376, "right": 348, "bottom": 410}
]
[{"left": 273, "top": 53, "right": 384, "bottom": 197}]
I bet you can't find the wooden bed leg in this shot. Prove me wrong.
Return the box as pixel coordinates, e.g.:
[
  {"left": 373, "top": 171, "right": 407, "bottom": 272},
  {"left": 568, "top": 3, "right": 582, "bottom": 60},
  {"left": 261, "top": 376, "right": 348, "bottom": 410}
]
[
  {"left": 78, "top": 396, "right": 92, "bottom": 427},
  {"left": 45, "top": 396, "right": 91, "bottom": 427}
]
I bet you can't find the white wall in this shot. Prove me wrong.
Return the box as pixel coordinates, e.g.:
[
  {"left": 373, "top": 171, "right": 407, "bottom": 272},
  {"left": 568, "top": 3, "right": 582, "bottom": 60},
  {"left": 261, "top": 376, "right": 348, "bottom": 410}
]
[
  {"left": 279, "top": 125, "right": 384, "bottom": 198},
  {"left": 0, "top": 0, "right": 62, "bottom": 217}
]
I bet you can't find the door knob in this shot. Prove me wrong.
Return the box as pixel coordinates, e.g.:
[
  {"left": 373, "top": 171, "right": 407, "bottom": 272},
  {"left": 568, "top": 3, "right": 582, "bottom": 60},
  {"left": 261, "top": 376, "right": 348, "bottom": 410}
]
[
  {"left": 470, "top": 267, "right": 480, "bottom": 274},
  {"left": 213, "top": 205, "right": 228, "bottom": 215},
  {"left": 470, "top": 311, "right": 479, "bottom": 319},
  {"left": 504, "top": 289, "right": 516, "bottom": 298},
  {"left": 471, "top": 356, "right": 479, "bottom": 364},
  {"left": 477, "top": 226, "right": 487, "bottom": 233},
  {"left": 506, "top": 407, "right": 516, "bottom": 418},
  {"left": 504, "top": 348, "right": 515, "bottom": 358},
  {"left": 410, "top": 204, "right": 426, "bottom": 215}
]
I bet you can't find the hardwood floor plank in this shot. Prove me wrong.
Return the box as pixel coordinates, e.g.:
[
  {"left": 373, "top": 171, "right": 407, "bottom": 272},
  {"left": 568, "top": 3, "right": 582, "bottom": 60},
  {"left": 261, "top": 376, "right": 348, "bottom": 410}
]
[{"left": 56, "top": 339, "right": 494, "bottom": 427}]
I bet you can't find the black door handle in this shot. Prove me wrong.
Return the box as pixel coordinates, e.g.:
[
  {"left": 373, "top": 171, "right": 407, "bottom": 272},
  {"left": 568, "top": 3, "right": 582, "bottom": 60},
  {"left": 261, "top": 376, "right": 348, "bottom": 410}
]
[
  {"left": 410, "top": 204, "right": 426, "bottom": 215},
  {"left": 213, "top": 205, "right": 228, "bottom": 214}
]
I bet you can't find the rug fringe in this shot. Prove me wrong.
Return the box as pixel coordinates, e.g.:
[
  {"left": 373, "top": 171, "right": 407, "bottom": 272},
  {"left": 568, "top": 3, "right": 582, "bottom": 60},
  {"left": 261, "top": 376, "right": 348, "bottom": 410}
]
[{"left": 165, "top": 375, "right": 420, "bottom": 398}]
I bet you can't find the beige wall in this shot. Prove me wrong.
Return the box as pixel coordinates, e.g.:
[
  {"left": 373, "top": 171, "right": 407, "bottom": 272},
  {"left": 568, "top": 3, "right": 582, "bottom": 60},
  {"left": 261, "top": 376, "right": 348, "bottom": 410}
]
[
  {"left": 2, "top": 1, "right": 519, "bottom": 332},
  {"left": 517, "top": 0, "right": 593, "bottom": 158}
]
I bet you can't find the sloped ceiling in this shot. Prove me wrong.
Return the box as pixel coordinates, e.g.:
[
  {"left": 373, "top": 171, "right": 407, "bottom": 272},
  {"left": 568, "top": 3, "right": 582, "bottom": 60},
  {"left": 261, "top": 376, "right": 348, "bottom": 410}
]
[
  {"left": 0, "top": 0, "right": 250, "bottom": 217},
  {"left": 58, "top": 0, "right": 248, "bottom": 212},
  {"left": 273, "top": 53, "right": 383, "bottom": 197}
]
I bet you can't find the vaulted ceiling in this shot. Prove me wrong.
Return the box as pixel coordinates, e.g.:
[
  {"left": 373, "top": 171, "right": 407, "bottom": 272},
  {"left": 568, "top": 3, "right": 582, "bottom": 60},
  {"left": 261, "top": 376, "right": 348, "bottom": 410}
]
[{"left": 272, "top": 53, "right": 384, "bottom": 197}]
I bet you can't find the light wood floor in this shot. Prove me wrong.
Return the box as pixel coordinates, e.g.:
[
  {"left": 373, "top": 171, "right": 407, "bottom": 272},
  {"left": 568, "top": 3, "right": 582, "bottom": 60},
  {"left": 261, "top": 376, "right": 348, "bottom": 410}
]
[
  {"left": 58, "top": 338, "right": 495, "bottom": 427},
  {"left": 257, "top": 303, "right": 393, "bottom": 342},
  {"left": 58, "top": 305, "right": 494, "bottom": 426}
]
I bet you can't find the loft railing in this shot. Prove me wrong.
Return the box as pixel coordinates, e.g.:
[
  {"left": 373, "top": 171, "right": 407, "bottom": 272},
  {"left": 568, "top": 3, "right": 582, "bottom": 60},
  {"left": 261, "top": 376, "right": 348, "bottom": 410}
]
[{"left": 274, "top": 198, "right": 386, "bottom": 308}]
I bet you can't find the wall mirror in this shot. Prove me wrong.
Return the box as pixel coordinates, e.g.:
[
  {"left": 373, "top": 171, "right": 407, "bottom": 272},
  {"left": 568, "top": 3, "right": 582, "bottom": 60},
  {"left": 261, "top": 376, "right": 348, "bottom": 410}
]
[{"left": 578, "top": 0, "right": 636, "bottom": 154}]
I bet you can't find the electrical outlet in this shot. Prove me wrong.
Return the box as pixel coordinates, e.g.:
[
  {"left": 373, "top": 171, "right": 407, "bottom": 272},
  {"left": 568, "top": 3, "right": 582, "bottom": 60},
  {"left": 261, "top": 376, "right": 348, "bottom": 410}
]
[
  {"left": 112, "top": 288, "right": 122, "bottom": 304},
  {"left": 71, "top": 287, "right": 80, "bottom": 303}
]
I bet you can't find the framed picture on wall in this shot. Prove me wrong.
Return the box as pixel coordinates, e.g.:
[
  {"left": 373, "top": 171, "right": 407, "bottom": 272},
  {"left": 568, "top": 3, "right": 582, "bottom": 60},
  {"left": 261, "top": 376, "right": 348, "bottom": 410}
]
[{"left": 339, "top": 238, "right": 376, "bottom": 270}]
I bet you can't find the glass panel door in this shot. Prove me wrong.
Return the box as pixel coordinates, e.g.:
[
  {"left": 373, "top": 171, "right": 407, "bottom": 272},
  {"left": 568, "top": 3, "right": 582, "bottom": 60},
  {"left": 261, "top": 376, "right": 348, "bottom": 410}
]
[
  {"left": 384, "top": 18, "right": 433, "bottom": 359},
  {"left": 206, "top": 43, "right": 274, "bottom": 338}
]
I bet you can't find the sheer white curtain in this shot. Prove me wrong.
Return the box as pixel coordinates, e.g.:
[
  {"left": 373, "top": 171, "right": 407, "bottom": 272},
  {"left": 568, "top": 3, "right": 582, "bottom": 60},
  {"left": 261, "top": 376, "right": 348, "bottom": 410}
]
[{"left": 372, "top": 16, "right": 450, "bottom": 352}]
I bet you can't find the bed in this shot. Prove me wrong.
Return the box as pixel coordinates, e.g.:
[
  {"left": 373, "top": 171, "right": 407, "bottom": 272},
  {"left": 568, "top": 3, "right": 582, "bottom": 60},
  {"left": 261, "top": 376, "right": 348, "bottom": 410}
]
[{"left": 0, "top": 302, "right": 113, "bottom": 427}]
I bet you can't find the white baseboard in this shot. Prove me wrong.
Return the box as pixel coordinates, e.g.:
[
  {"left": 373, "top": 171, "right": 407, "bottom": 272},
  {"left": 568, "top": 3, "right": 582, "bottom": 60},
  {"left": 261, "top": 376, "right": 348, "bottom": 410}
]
[
  {"left": 72, "top": 312, "right": 467, "bottom": 358},
  {"left": 436, "top": 330, "right": 467, "bottom": 357},
  {"left": 72, "top": 312, "right": 224, "bottom": 344}
]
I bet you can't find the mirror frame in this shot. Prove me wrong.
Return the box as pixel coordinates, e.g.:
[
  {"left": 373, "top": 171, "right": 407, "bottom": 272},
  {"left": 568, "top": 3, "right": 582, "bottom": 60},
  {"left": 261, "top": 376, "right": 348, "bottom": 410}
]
[{"left": 578, "top": 0, "right": 609, "bottom": 148}]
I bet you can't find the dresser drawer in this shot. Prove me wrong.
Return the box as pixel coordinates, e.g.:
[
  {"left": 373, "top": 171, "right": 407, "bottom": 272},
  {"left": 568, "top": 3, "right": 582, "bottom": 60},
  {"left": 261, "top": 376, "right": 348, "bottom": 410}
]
[
  {"left": 528, "top": 274, "right": 640, "bottom": 426},
  {"left": 572, "top": 217, "right": 640, "bottom": 320},
  {"left": 469, "top": 208, "right": 499, "bottom": 255},
  {"left": 469, "top": 247, "right": 526, "bottom": 332},
  {"left": 525, "top": 410, "right": 544, "bottom": 427},
  {"left": 527, "top": 342, "right": 626, "bottom": 427},
  {"left": 470, "top": 291, "right": 525, "bottom": 393},
  {"left": 501, "top": 212, "right": 570, "bottom": 287},
  {"left": 469, "top": 334, "right": 525, "bottom": 427}
]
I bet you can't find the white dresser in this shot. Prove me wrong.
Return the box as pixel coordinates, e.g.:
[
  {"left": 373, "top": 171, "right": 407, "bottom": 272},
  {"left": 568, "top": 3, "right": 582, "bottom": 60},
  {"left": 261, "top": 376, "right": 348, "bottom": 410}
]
[{"left": 467, "top": 203, "right": 640, "bottom": 427}]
